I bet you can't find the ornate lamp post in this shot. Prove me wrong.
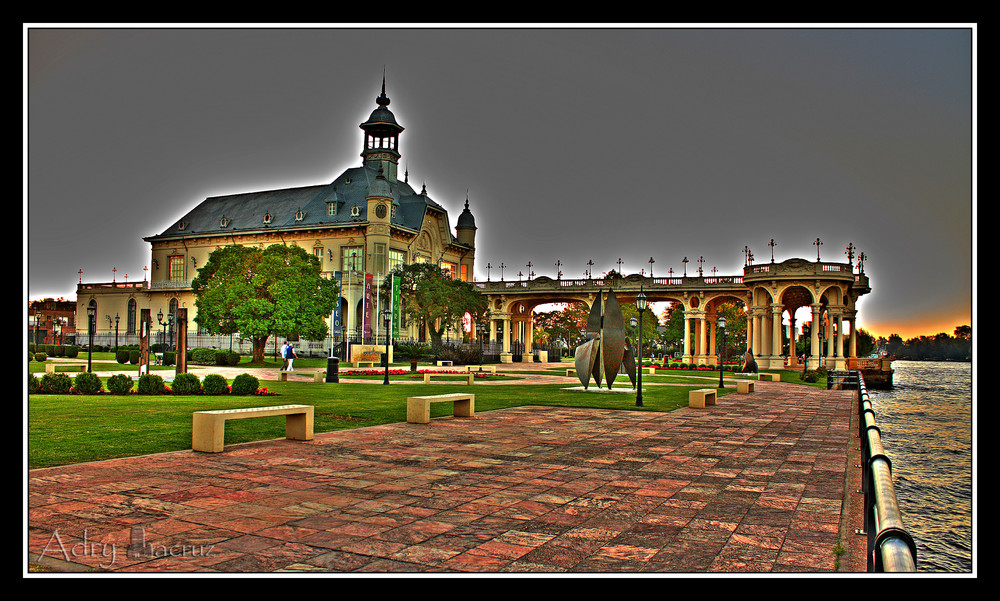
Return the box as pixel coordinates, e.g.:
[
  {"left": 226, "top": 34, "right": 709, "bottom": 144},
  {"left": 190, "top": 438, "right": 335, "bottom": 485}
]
[
  {"left": 106, "top": 313, "right": 120, "bottom": 354},
  {"left": 635, "top": 287, "right": 647, "bottom": 407},
  {"left": 87, "top": 304, "right": 96, "bottom": 373},
  {"left": 382, "top": 307, "right": 392, "bottom": 385},
  {"left": 718, "top": 315, "right": 727, "bottom": 389}
]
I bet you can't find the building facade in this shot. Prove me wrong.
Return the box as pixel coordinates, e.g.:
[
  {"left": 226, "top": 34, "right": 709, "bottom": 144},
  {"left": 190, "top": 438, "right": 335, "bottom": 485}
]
[{"left": 74, "top": 80, "right": 476, "bottom": 353}]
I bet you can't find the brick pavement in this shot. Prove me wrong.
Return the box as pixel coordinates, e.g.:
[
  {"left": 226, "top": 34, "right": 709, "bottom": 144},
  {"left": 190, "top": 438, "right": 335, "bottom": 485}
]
[{"left": 27, "top": 380, "right": 864, "bottom": 574}]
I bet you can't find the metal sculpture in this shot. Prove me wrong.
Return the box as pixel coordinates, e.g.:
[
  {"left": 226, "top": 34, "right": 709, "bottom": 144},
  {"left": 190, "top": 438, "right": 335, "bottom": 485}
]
[{"left": 574, "top": 289, "right": 637, "bottom": 389}]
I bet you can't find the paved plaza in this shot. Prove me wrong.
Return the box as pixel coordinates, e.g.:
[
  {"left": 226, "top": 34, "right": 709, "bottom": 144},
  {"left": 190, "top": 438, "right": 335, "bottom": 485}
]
[{"left": 27, "top": 377, "right": 866, "bottom": 574}]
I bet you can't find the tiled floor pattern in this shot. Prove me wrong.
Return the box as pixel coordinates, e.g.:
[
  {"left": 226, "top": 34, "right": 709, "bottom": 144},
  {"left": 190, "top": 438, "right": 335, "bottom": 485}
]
[{"left": 28, "top": 382, "right": 860, "bottom": 574}]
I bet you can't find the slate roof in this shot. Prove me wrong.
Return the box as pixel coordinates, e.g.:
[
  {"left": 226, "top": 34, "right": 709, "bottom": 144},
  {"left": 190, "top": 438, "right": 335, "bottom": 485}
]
[{"left": 145, "top": 165, "right": 464, "bottom": 247}]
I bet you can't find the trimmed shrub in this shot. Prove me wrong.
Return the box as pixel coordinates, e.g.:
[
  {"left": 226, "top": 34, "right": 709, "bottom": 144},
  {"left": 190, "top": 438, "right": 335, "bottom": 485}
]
[
  {"left": 137, "top": 374, "right": 167, "bottom": 395},
  {"left": 34, "top": 352, "right": 47, "bottom": 362},
  {"left": 129, "top": 350, "right": 141, "bottom": 365},
  {"left": 73, "top": 371, "right": 104, "bottom": 395},
  {"left": 214, "top": 350, "right": 229, "bottom": 366},
  {"left": 202, "top": 374, "right": 229, "bottom": 396},
  {"left": 28, "top": 373, "right": 40, "bottom": 394},
  {"left": 190, "top": 348, "right": 217, "bottom": 365},
  {"left": 116, "top": 350, "right": 131, "bottom": 364},
  {"left": 40, "top": 372, "right": 72, "bottom": 394},
  {"left": 163, "top": 351, "right": 176, "bottom": 366},
  {"left": 230, "top": 373, "right": 260, "bottom": 396},
  {"left": 226, "top": 352, "right": 241, "bottom": 366},
  {"left": 65, "top": 345, "right": 80, "bottom": 358},
  {"left": 52, "top": 345, "right": 66, "bottom": 357},
  {"left": 171, "top": 373, "right": 202, "bottom": 395},
  {"left": 107, "top": 374, "right": 134, "bottom": 395}
]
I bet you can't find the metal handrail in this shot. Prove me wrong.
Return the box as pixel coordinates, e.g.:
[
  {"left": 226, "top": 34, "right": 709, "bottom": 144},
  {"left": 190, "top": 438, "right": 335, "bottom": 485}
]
[{"left": 855, "top": 370, "right": 918, "bottom": 572}]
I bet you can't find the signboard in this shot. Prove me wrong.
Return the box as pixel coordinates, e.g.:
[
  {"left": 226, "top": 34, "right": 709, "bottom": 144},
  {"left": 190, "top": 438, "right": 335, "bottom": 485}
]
[
  {"left": 392, "top": 275, "right": 401, "bottom": 339},
  {"left": 363, "top": 273, "right": 373, "bottom": 339}
]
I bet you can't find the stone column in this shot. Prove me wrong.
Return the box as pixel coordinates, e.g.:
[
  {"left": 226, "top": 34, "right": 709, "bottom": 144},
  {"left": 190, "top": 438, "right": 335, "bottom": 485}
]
[
  {"left": 771, "top": 305, "right": 783, "bottom": 369},
  {"left": 709, "top": 313, "right": 717, "bottom": 365},
  {"left": 500, "top": 313, "right": 513, "bottom": 363},
  {"left": 698, "top": 312, "right": 708, "bottom": 365},
  {"left": 809, "top": 303, "right": 822, "bottom": 370},
  {"left": 683, "top": 313, "right": 692, "bottom": 364},
  {"left": 847, "top": 311, "right": 858, "bottom": 360},
  {"left": 834, "top": 310, "right": 845, "bottom": 369},
  {"left": 753, "top": 309, "right": 763, "bottom": 358}
]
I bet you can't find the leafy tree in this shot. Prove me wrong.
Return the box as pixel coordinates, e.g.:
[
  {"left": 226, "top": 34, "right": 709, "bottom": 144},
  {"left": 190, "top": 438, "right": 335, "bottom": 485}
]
[
  {"left": 384, "top": 262, "right": 487, "bottom": 347},
  {"left": 533, "top": 303, "right": 590, "bottom": 347},
  {"left": 191, "top": 244, "right": 338, "bottom": 363},
  {"left": 855, "top": 327, "right": 876, "bottom": 358}
]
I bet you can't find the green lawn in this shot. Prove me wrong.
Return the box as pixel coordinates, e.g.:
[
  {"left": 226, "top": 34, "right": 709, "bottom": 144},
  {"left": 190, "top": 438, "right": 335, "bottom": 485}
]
[
  {"left": 28, "top": 356, "right": 824, "bottom": 470},
  {"left": 27, "top": 376, "right": 736, "bottom": 470}
]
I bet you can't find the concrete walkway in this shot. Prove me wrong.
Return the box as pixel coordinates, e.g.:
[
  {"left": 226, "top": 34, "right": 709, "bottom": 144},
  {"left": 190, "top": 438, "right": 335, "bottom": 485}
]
[{"left": 27, "top": 378, "right": 867, "bottom": 574}]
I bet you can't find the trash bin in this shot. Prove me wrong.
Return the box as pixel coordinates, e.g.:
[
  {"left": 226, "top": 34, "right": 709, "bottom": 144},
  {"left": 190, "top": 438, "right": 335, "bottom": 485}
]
[{"left": 326, "top": 356, "right": 340, "bottom": 383}]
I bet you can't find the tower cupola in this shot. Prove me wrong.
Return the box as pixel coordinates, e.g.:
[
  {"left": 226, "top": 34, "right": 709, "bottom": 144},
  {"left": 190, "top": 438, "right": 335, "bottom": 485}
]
[{"left": 360, "top": 74, "right": 404, "bottom": 183}]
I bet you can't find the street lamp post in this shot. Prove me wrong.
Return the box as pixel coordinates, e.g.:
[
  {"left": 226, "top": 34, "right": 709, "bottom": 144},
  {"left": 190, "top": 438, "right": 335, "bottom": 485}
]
[
  {"left": 382, "top": 307, "right": 392, "bottom": 385},
  {"left": 718, "top": 315, "right": 727, "bottom": 389},
  {"left": 87, "top": 304, "right": 96, "bottom": 373},
  {"left": 106, "top": 313, "right": 120, "bottom": 354},
  {"left": 635, "top": 287, "right": 647, "bottom": 407}
]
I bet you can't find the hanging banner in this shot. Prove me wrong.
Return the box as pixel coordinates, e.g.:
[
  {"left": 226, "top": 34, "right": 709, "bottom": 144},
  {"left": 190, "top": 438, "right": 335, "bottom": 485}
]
[
  {"left": 333, "top": 271, "right": 343, "bottom": 336},
  {"left": 392, "top": 275, "right": 401, "bottom": 339},
  {"left": 363, "top": 273, "right": 373, "bottom": 339}
]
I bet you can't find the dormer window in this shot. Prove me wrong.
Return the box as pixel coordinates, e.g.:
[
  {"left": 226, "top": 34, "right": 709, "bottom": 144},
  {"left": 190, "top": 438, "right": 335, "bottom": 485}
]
[
  {"left": 350, "top": 204, "right": 360, "bottom": 217},
  {"left": 295, "top": 209, "right": 305, "bottom": 222},
  {"left": 263, "top": 212, "right": 273, "bottom": 225},
  {"left": 327, "top": 201, "right": 337, "bottom": 216},
  {"left": 177, "top": 221, "right": 188, "bottom": 231},
  {"left": 219, "top": 216, "right": 231, "bottom": 228}
]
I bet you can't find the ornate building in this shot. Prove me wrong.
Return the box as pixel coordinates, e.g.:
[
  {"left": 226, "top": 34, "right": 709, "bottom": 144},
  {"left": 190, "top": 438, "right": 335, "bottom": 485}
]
[{"left": 75, "top": 80, "right": 477, "bottom": 352}]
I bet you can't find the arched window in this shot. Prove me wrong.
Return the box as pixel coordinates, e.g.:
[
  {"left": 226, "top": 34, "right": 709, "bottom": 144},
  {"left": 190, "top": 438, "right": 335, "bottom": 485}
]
[{"left": 127, "top": 299, "right": 137, "bottom": 334}]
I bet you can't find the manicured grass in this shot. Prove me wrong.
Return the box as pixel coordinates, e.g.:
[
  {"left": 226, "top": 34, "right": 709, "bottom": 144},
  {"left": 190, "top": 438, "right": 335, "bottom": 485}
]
[{"left": 27, "top": 376, "right": 734, "bottom": 469}]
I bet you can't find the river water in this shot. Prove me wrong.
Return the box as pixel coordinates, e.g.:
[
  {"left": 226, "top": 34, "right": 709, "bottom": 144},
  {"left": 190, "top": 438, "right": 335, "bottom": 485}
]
[{"left": 867, "top": 360, "right": 974, "bottom": 573}]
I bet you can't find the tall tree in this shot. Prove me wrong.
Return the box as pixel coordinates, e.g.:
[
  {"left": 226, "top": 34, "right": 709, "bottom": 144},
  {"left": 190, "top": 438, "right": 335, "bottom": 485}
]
[
  {"left": 385, "top": 262, "right": 487, "bottom": 347},
  {"left": 191, "top": 244, "right": 338, "bottom": 363}
]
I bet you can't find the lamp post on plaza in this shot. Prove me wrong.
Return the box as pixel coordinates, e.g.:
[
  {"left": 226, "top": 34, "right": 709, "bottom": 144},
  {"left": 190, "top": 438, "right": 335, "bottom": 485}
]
[
  {"left": 718, "top": 315, "right": 727, "bottom": 389},
  {"left": 106, "top": 313, "right": 120, "bottom": 354},
  {"left": 87, "top": 304, "right": 96, "bottom": 373},
  {"left": 382, "top": 307, "right": 392, "bottom": 385},
  {"left": 635, "top": 288, "right": 647, "bottom": 407}
]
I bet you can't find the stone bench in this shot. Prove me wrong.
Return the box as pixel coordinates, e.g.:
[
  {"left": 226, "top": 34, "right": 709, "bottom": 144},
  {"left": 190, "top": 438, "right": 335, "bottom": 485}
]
[
  {"left": 277, "top": 371, "right": 325, "bottom": 383},
  {"left": 44, "top": 363, "right": 87, "bottom": 373},
  {"left": 423, "top": 372, "right": 475, "bottom": 385},
  {"left": 689, "top": 388, "right": 717, "bottom": 408},
  {"left": 464, "top": 364, "right": 496, "bottom": 373},
  {"left": 758, "top": 373, "right": 781, "bottom": 381},
  {"left": 192, "top": 404, "right": 314, "bottom": 453},
  {"left": 354, "top": 361, "right": 376, "bottom": 368},
  {"left": 406, "top": 393, "right": 475, "bottom": 424},
  {"left": 737, "top": 380, "right": 755, "bottom": 393},
  {"left": 566, "top": 368, "right": 577, "bottom": 377},
  {"left": 436, "top": 360, "right": 454, "bottom": 367}
]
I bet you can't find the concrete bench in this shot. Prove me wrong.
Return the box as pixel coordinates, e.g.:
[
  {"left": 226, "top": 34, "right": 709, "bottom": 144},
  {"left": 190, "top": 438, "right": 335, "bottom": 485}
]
[
  {"left": 407, "top": 393, "right": 475, "bottom": 424},
  {"left": 423, "top": 372, "right": 475, "bottom": 385},
  {"left": 464, "top": 364, "right": 496, "bottom": 373},
  {"left": 737, "top": 380, "right": 755, "bottom": 393},
  {"left": 277, "top": 371, "right": 325, "bottom": 383},
  {"left": 758, "top": 373, "right": 781, "bottom": 381},
  {"left": 566, "top": 368, "right": 577, "bottom": 377},
  {"left": 192, "top": 404, "right": 314, "bottom": 453},
  {"left": 689, "top": 388, "right": 717, "bottom": 408},
  {"left": 354, "top": 361, "right": 376, "bottom": 368},
  {"left": 44, "top": 363, "right": 87, "bottom": 373},
  {"left": 436, "top": 360, "right": 454, "bottom": 367}
]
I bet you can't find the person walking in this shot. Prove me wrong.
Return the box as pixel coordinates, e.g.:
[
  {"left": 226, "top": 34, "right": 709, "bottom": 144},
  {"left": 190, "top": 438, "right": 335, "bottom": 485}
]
[
  {"left": 285, "top": 342, "right": 297, "bottom": 371},
  {"left": 280, "top": 341, "right": 290, "bottom": 371}
]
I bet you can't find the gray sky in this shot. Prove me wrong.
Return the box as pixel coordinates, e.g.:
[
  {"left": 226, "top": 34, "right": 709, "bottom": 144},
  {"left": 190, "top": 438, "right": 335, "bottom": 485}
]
[{"left": 25, "top": 25, "right": 975, "bottom": 339}]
